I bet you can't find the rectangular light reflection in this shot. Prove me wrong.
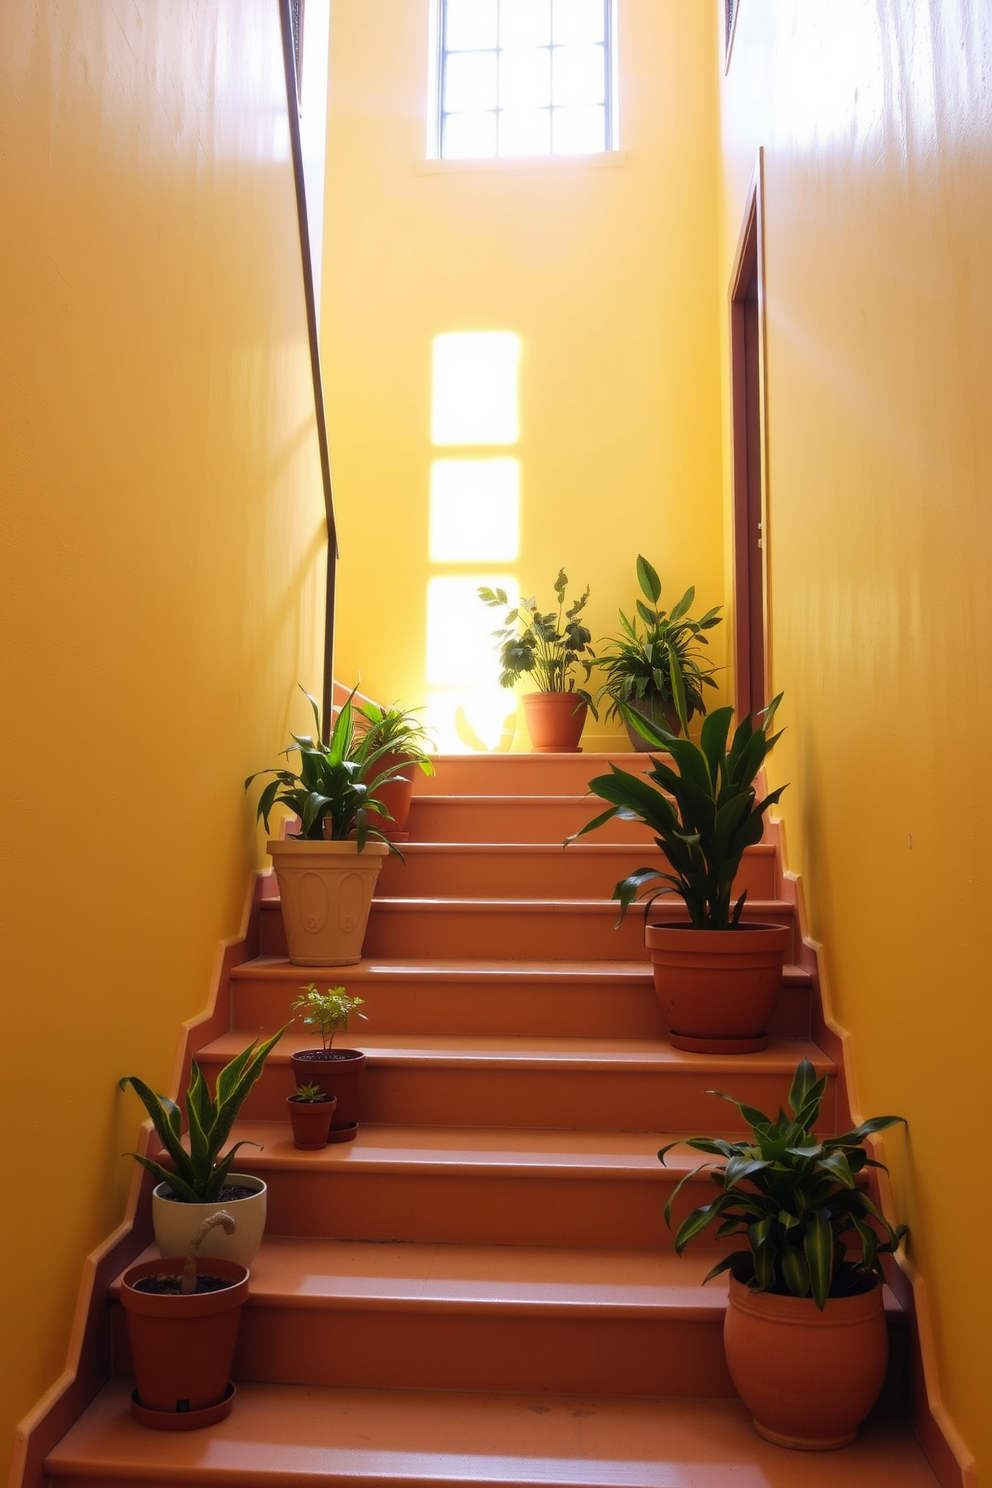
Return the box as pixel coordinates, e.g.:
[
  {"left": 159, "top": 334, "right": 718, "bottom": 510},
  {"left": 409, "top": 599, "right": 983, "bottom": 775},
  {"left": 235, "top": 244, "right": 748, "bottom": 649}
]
[
  {"left": 430, "top": 458, "right": 520, "bottom": 563},
  {"left": 431, "top": 332, "right": 521, "bottom": 445}
]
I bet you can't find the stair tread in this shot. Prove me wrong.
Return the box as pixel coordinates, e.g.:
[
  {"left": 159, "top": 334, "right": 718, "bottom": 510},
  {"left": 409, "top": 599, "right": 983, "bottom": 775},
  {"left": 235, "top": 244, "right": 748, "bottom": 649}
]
[
  {"left": 264, "top": 897, "right": 793, "bottom": 914},
  {"left": 182, "top": 1121, "right": 769, "bottom": 1176},
  {"left": 234, "top": 956, "right": 810, "bottom": 984},
  {"left": 48, "top": 1379, "right": 939, "bottom": 1487},
  {"left": 205, "top": 1031, "right": 827, "bottom": 1073}
]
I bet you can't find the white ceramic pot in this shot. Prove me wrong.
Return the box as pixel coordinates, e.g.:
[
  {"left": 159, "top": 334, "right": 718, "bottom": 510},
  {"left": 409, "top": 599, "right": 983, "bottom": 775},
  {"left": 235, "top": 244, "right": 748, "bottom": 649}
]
[
  {"left": 151, "top": 1175, "right": 267, "bottom": 1266},
  {"left": 268, "top": 838, "right": 388, "bottom": 965}
]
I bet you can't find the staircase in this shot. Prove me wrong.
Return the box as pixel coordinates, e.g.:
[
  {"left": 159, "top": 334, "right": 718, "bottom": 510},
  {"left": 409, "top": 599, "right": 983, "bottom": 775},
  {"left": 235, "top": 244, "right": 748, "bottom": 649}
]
[{"left": 46, "top": 751, "right": 939, "bottom": 1488}]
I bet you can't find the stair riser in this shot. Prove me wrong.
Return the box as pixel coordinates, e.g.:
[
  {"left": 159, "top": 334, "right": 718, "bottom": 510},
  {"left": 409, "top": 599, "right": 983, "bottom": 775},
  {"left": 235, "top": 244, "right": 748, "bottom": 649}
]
[
  {"left": 376, "top": 845, "right": 777, "bottom": 901},
  {"left": 232, "top": 972, "right": 811, "bottom": 1040},
  {"left": 252, "top": 1168, "right": 715, "bottom": 1248},
  {"left": 406, "top": 798, "right": 659, "bottom": 844},
  {"left": 233, "top": 1061, "right": 837, "bottom": 1132},
  {"left": 240, "top": 1312, "right": 734, "bottom": 1399},
  {"left": 417, "top": 754, "right": 657, "bottom": 796}
]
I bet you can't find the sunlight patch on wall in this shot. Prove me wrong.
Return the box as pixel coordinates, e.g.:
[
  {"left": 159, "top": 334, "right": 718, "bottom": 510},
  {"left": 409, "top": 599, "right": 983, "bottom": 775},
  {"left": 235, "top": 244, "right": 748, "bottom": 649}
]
[
  {"left": 429, "top": 458, "right": 520, "bottom": 562},
  {"left": 426, "top": 574, "right": 517, "bottom": 750},
  {"left": 431, "top": 331, "right": 521, "bottom": 445}
]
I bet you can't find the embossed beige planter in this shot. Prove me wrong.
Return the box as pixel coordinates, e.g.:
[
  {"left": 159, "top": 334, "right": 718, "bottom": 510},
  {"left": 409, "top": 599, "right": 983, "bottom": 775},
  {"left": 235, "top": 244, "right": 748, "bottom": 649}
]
[{"left": 267, "top": 838, "right": 388, "bottom": 965}]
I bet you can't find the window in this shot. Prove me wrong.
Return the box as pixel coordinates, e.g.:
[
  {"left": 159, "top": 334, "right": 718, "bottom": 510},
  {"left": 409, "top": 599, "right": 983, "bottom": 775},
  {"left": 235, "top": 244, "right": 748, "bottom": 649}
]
[{"left": 434, "top": 0, "right": 615, "bottom": 161}]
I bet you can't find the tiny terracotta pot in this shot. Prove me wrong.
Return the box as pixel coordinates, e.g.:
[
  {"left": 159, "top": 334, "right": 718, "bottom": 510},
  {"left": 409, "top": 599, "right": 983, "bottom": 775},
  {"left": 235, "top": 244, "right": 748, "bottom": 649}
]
[
  {"left": 645, "top": 922, "right": 790, "bottom": 1053},
  {"left": 286, "top": 1092, "right": 337, "bottom": 1149},
  {"left": 364, "top": 750, "right": 418, "bottom": 840},
  {"left": 724, "top": 1276, "right": 889, "bottom": 1450},
  {"left": 290, "top": 1048, "right": 367, "bottom": 1137},
  {"left": 522, "top": 692, "right": 587, "bottom": 753},
  {"left": 121, "top": 1256, "right": 249, "bottom": 1429}
]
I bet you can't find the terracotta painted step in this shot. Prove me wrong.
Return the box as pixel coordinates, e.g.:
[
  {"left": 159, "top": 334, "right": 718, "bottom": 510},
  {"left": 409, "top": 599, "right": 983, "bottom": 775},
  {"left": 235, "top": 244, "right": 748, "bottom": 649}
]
[
  {"left": 259, "top": 896, "right": 796, "bottom": 964},
  {"left": 210, "top": 1033, "right": 832, "bottom": 1132},
  {"left": 167, "top": 1121, "right": 781, "bottom": 1249},
  {"left": 375, "top": 841, "right": 777, "bottom": 901},
  {"left": 47, "top": 1378, "right": 940, "bottom": 1488},
  {"left": 231, "top": 956, "right": 814, "bottom": 1040},
  {"left": 110, "top": 1242, "right": 736, "bottom": 1398},
  {"left": 405, "top": 794, "right": 659, "bottom": 845},
  {"left": 416, "top": 751, "right": 659, "bottom": 797}
]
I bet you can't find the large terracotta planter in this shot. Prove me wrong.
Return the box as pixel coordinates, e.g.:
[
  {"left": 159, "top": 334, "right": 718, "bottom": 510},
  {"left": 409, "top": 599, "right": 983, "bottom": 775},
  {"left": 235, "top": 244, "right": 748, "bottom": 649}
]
[
  {"left": 645, "top": 922, "right": 790, "bottom": 1053},
  {"left": 268, "top": 838, "right": 388, "bottom": 965},
  {"left": 121, "top": 1255, "right": 249, "bottom": 1429},
  {"left": 725, "top": 1276, "right": 889, "bottom": 1450},
  {"left": 287, "top": 1092, "right": 337, "bottom": 1149},
  {"left": 623, "top": 695, "right": 681, "bottom": 751},
  {"left": 522, "top": 692, "right": 587, "bottom": 753},
  {"left": 290, "top": 1048, "right": 367, "bottom": 1140},
  {"left": 364, "top": 750, "right": 417, "bottom": 840},
  {"left": 151, "top": 1175, "right": 266, "bottom": 1266}
]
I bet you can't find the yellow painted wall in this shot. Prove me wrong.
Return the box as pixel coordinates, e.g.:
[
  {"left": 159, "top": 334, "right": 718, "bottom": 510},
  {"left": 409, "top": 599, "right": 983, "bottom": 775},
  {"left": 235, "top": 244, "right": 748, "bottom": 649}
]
[
  {"left": 321, "top": 0, "right": 726, "bottom": 750},
  {"left": 0, "top": 2, "right": 326, "bottom": 1476},
  {"left": 720, "top": 1, "right": 990, "bottom": 1476}
]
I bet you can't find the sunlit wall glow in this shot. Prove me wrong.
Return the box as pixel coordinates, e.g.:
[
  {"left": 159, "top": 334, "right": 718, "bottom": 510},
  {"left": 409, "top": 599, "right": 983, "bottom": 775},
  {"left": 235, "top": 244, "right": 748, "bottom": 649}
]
[
  {"left": 431, "top": 331, "right": 521, "bottom": 444},
  {"left": 426, "top": 574, "right": 518, "bottom": 750},
  {"left": 430, "top": 458, "right": 520, "bottom": 562}
]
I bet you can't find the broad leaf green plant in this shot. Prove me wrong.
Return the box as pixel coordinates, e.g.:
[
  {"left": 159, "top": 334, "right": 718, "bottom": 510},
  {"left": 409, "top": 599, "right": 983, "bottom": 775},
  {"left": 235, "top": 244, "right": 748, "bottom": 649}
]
[
  {"left": 355, "top": 701, "right": 436, "bottom": 779},
  {"left": 245, "top": 684, "right": 410, "bottom": 854},
  {"left": 479, "top": 569, "right": 598, "bottom": 713},
  {"left": 571, "top": 678, "right": 786, "bottom": 929},
  {"left": 292, "top": 983, "right": 366, "bottom": 1051},
  {"left": 596, "top": 556, "right": 722, "bottom": 731},
  {"left": 120, "top": 1023, "right": 290, "bottom": 1203},
  {"left": 658, "top": 1058, "right": 907, "bottom": 1309}
]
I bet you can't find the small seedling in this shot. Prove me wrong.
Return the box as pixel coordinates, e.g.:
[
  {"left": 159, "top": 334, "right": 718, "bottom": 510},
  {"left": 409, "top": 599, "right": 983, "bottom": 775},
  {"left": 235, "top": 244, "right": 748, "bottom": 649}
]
[
  {"left": 291, "top": 1081, "right": 329, "bottom": 1103},
  {"left": 292, "top": 983, "right": 367, "bottom": 1051}
]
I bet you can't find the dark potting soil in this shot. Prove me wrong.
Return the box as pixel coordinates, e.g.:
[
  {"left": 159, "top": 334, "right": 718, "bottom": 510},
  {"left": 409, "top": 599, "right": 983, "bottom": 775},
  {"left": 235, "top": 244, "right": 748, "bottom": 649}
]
[
  {"left": 132, "top": 1274, "right": 234, "bottom": 1295},
  {"left": 293, "top": 1049, "right": 355, "bottom": 1062},
  {"left": 159, "top": 1184, "right": 258, "bottom": 1203}
]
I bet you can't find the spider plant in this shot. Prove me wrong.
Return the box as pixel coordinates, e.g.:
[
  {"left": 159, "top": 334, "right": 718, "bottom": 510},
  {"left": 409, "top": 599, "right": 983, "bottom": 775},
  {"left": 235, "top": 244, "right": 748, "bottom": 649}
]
[{"left": 658, "top": 1058, "right": 907, "bottom": 1308}]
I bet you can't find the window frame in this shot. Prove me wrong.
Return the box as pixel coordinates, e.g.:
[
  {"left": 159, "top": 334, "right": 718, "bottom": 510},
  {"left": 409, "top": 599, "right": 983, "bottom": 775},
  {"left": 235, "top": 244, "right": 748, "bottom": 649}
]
[{"left": 429, "top": 0, "right": 617, "bottom": 163}]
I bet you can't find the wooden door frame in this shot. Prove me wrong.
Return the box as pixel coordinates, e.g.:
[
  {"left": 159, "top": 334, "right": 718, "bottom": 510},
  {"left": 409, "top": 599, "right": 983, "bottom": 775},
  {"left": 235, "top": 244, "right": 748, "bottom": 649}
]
[{"left": 729, "top": 150, "right": 770, "bottom": 720}]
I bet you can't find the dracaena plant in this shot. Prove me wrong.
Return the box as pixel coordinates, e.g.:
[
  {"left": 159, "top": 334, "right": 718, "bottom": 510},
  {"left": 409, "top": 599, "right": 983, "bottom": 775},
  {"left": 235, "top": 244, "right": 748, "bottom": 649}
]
[
  {"left": 292, "top": 983, "right": 366, "bottom": 1051},
  {"left": 595, "top": 556, "right": 722, "bottom": 729},
  {"left": 119, "top": 1023, "right": 290, "bottom": 1202},
  {"left": 245, "top": 684, "right": 410, "bottom": 853},
  {"left": 571, "top": 673, "right": 786, "bottom": 929},
  {"left": 355, "top": 700, "right": 436, "bottom": 777},
  {"left": 658, "top": 1058, "right": 907, "bottom": 1309},
  {"left": 478, "top": 569, "right": 598, "bottom": 711}
]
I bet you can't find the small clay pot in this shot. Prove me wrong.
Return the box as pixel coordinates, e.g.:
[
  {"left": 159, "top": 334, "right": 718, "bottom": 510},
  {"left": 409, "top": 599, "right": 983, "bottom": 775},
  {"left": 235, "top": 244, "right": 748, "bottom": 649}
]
[
  {"left": 522, "top": 692, "right": 587, "bottom": 753},
  {"left": 290, "top": 1048, "right": 367, "bottom": 1137},
  {"left": 286, "top": 1092, "right": 337, "bottom": 1149},
  {"left": 364, "top": 750, "right": 418, "bottom": 840},
  {"left": 724, "top": 1276, "right": 889, "bottom": 1450}
]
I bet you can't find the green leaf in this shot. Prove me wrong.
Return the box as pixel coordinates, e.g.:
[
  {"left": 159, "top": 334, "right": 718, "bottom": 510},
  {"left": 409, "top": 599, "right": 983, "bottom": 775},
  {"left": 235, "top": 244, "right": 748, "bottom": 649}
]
[
  {"left": 636, "top": 554, "right": 662, "bottom": 604},
  {"left": 804, "top": 1210, "right": 834, "bottom": 1308}
]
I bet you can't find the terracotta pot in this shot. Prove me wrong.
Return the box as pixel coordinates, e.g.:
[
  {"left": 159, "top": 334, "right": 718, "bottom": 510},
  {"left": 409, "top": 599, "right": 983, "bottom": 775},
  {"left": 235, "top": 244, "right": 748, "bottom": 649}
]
[
  {"left": 623, "top": 695, "right": 681, "bottom": 751},
  {"left": 151, "top": 1175, "right": 266, "bottom": 1265},
  {"left": 290, "top": 1048, "right": 366, "bottom": 1138},
  {"left": 725, "top": 1276, "right": 889, "bottom": 1450},
  {"left": 286, "top": 1092, "right": 337, "bottom": 1149},
  {"left": 121, "top": 1255, "right": 249, "bottom": 1429},
  {"left": 267, "top": 838, "right": 387, "bottom": 965},
  {"left": 645, "top": 922, "right": 790, "bottom": 1053},
  {"left": 364, "top": 750, "right": 418, "bottom": 840},
  {"left": 522, "top": 692, "right": 587, "bottom": 753}
]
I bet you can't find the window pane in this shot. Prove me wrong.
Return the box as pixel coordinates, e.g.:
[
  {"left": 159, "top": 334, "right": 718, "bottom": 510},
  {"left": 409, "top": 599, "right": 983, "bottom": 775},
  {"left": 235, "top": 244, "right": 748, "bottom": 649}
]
[
  {"left": 445, "top": 50, "right": 498, "bottom": 112},
  {"left": 500, "top": 0, "right": 551, "bottom": 48},
  {"left": 430, "top": 459, "right": 520, "bottom": 562},
  {"left": 443, "top": 110, "right": 498, "bottom": 158},
  {"left": 552, "top": 103, "right": 605, "bottom": 154},
  {"left": 552, "top": 0, "right": 605, "bottom": 46},
  {"left": 445, "top": 0, "right": 498, "bottom": 50},
  {"left": 552, "top": 44, "right": 605, "bottom": 106},
  {"left": 499, "top": 108, "right": 552, "bottom": 157},
  {"left": 499, "top": 47, "right": 551, "bottom": 110}
]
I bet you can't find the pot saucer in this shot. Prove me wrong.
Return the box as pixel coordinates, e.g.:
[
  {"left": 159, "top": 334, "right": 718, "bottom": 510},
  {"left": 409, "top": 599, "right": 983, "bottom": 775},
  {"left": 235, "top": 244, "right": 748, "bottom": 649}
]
[
  {"left": 327, "top": 1121, "right": 359, "bottom": 1144},
  {"left": 130, "top": 1382, "right": 235, "bottom": 1431}
]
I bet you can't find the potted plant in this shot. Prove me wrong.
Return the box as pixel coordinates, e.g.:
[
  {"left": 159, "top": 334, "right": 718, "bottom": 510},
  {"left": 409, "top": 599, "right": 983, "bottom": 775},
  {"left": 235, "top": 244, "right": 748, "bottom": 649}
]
[
  {"left": 595, "top": 555, "right": 722, "bottom": 747},
  {"left": 571, "top": 678, "right": 789, "bottom": 1052},
  {"left": 354, "top": 700, "right": 435, "bottom": 840},
  {"left": 289, "top": 983, "right": 368, "bottom": 1142},
  {"left": 120, "top": 1211, "right": 249, "bottom": 1430},
  {"left": 245, "top": 683, "right": 410, "bottom": 965},
  {"left": 479, "top": 569, "right": 597, "bottom": 752},
  {"left": 286, "top": 1080, "right": 337, "bottom": 1150},
  {"left": 119, "top": 1023, "right": 289, "bottom": 1264},
  {"left": 659, "top": 1058, "right": 907, "bottom": 1450}
]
